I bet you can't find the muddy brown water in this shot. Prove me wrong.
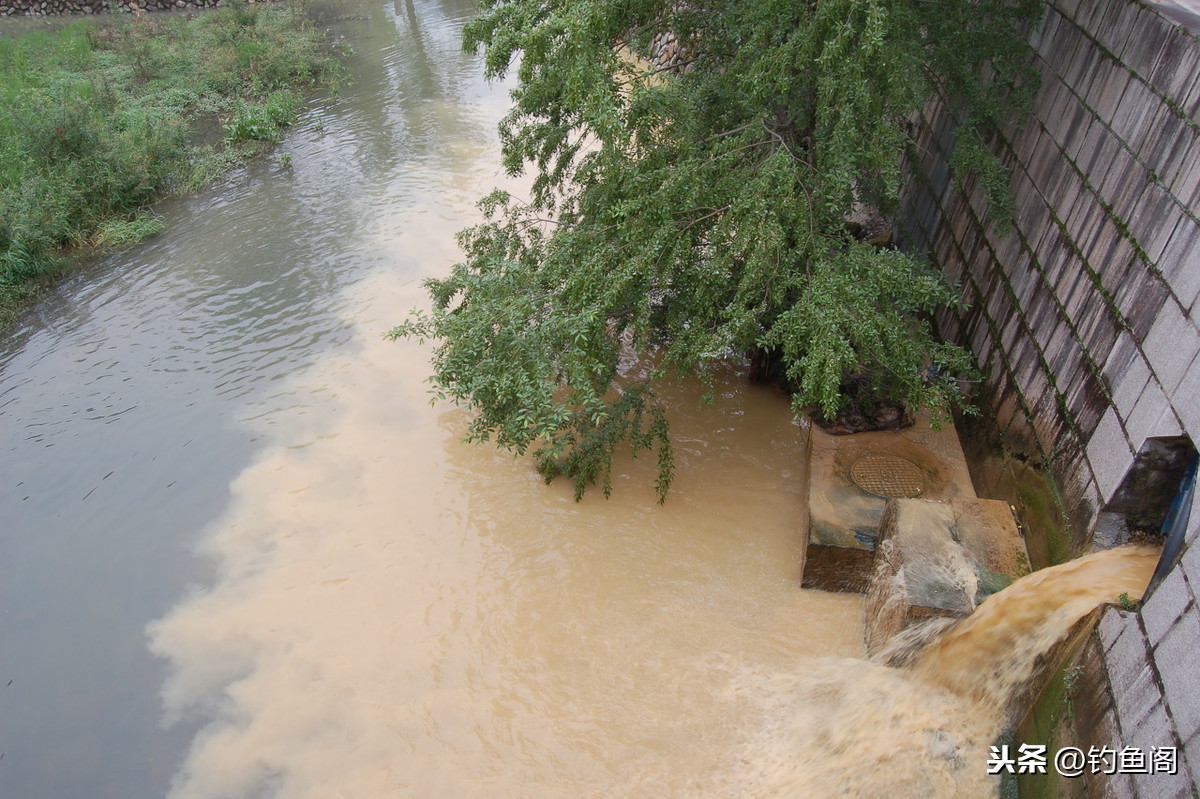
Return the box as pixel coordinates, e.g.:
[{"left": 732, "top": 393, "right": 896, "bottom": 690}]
[
  {"left": 0, "top": 2, "right": 865, "bottom": 796},
  {"left": 0, "top": 2, "right": 1159, "bottom": 795}
]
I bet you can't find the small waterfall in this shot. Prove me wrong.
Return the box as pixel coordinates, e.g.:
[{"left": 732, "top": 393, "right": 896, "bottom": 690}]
[
  {"left": 912, "top": 545, "right": 1159, "bottom": 709},
  {"left": 736, "top": 545, "right": 1159, "bottom": 798}
]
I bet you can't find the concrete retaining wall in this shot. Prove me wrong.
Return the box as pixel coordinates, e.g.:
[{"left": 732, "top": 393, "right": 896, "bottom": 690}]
[{"left": 902, "top": 0, "right": 1200, "bottom": 794}]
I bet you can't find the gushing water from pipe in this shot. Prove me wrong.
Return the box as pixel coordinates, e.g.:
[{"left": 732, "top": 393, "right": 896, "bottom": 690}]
[
  {"left": 736, "top": 545, "right": 1159, "bottom": 798},
  {"left": 913, "top": 545, "right": 1160, "bottom": 709}
]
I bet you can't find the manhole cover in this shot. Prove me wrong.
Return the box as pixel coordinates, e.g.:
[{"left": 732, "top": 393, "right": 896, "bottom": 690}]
[{"left": 849, "top": 454, "right": 926, "bottom": 498}]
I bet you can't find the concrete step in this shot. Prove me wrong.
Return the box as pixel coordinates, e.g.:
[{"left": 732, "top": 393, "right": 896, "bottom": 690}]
[{"left": 864, "top": 497, "right": 1031, "bottom": 657}]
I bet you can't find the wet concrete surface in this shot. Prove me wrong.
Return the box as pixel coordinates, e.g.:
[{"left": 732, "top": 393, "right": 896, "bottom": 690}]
[{"left": 1148, "top": 0, "right": 1200, "bottom": 32}]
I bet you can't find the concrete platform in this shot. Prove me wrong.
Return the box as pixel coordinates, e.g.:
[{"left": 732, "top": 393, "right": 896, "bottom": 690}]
[
  {"left": 802, "top": 412, "right": 977, "bottom": 592},
  {"left": 799, "top": 410, "right": 1032, "bottom": 656}
]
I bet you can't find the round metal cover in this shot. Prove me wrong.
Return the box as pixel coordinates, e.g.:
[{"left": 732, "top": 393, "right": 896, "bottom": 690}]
[{"left": 849, "top": 453, "right": 926, "bottom": 498}]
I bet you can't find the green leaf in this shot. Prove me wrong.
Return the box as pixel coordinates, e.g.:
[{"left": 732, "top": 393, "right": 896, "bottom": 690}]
[{"left": 395, "top": 0, "right": 1039, "bottom": 499}]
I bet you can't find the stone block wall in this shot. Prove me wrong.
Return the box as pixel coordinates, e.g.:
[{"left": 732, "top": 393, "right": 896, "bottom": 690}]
[
  {"left": 902, "top": 0, "right": 1200, "bottom": 794},
  {"left": 1, "top": 0, "right": 221, "bottom": 16}
]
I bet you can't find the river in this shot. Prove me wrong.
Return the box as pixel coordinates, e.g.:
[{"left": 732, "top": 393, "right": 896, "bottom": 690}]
[{"left": 0, "top": 1, "right": 865, "bottom": 796}]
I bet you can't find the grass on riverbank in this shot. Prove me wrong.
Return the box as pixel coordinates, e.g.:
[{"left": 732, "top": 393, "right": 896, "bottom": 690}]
[{"left": 0, "top": 0, "right": 346, "bottom": 322}]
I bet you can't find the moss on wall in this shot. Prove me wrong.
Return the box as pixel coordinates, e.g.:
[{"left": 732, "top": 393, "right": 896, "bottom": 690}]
[
  {"left": 1015, "top": 616, "right": 1120, "bottom": 799},
  {"left": 955, "top": 407, "right": 1076, "bottom": 569}
]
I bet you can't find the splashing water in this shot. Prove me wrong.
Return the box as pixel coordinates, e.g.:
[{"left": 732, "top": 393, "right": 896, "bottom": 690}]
[
  {"left": 872, "top": 616, "right": 959, "bottom": 669},
  {"left": 913, "top": 545, "right": 1160, "bottom": 709},
  {"left": 736, "top": 545, "right": 1159, "bottom": 798},
  {"left": 733, "top": 658, "right": 999, "bottom": 797}
]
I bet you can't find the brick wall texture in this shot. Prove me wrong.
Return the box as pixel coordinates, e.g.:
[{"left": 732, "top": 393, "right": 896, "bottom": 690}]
[{"left": 902, "top": 1, "right": 1200, "bottom": 795}]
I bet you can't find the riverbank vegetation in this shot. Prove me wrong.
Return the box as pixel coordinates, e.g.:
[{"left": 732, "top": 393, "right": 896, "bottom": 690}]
[
  {"left": 0, "top": 0, "right": 345, "bottom": 322},
  {"left": 393, "top": 0, "right": 1042, "bottom": 500}
]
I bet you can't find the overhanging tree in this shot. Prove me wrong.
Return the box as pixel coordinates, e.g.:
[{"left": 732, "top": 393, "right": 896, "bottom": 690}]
[{"left": 392, "top": 0, "right": 1041, "bottom": 500}]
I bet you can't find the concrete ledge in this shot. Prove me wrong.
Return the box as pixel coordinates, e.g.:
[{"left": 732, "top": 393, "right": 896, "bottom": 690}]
[
  {"left": 864, "top": 498, "right": 1031, "bottom": 656},
  {"left": 800, "top": 544, "right": 875, "bottom": 594}
]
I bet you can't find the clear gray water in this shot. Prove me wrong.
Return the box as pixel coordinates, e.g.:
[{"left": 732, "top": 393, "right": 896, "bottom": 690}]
[{"left": 1, "top": 3, "right": 865, "bottom": 797}]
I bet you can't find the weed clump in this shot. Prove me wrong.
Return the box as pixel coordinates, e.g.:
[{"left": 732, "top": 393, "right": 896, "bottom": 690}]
[
  {"left": 1115, "top": 592, "right": 1141, "bottom": 612},
  {"left": 0, "top": 1, "right": 346, "bottom": 321}
]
